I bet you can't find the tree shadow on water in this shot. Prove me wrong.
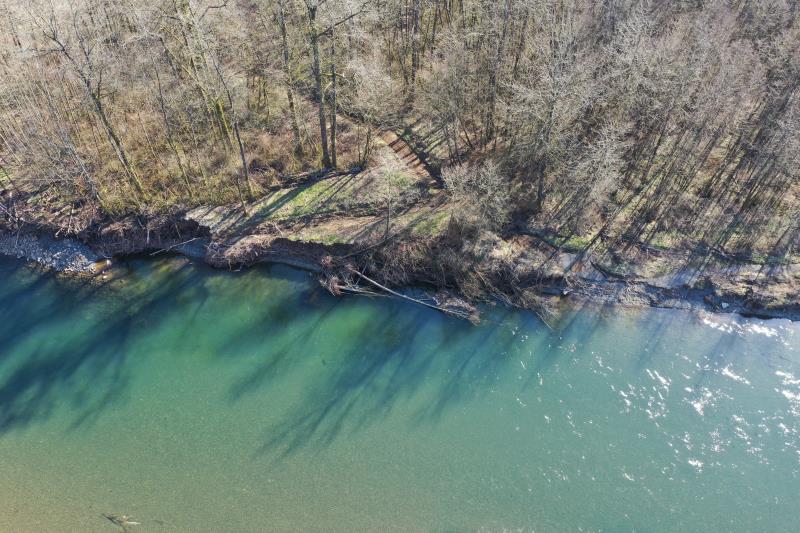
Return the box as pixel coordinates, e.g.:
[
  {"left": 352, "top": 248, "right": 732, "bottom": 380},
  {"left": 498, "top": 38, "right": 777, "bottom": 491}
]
[
  {"left": 1, "top": 256, "right": 641, "bottom": 463},
  {"left": 242, "top": 299, "right": 552, "bottom": 460},
  {"left": 224, "top": 300, "right": 339, "bottom": 402},
  {"left": 0, "top": 258, "right": 208, "bottom": 434}
]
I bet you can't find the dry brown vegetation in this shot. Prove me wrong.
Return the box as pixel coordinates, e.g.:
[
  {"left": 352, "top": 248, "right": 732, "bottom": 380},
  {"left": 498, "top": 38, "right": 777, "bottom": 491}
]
[{"left": 0, "top": 0, "right": 798, "bottom": 274}]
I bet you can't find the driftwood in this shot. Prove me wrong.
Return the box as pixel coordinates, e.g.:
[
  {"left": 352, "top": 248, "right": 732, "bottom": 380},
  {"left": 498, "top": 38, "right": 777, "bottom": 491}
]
[
  {"left": 149, "top": 237, "right": 201, "bottom": 256},
  {"left": 345, "top": 267, "right": 478, "bottom": 322},
  {"left": 0, "top": 200, "right": 24, "bottom": 228},
  {"left": 324, "top": 280, "right": 386, "bottom": 298}
]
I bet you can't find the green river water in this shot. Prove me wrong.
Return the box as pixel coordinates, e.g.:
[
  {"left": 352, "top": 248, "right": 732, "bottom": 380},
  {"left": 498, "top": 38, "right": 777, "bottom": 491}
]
[{"left": 0, "top": 255, "right": 797, "bottom": 532}]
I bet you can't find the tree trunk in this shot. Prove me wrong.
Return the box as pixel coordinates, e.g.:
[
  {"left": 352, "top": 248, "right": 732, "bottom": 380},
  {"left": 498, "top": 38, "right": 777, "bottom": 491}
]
[
  {"left": 329, "top": 36, "right": 338, "bottom": 168},
  {"left": 213, "top": 56, "right": 253, "bottom": 210},
  {"left": 89, "top": 90, "right": 143, "bottom": 196},
  {"left": 156, "top": 64, "right": 195, "bottom": 200},
  {"left": 233, "top": 121, "right": 254, "bottom": 199},
  {"left": 278, "top": 0, "right": 303, "bottom": 154},
  {"left": 485, "top": 0, "right": 511, "bottom": 144},
  {"left": 307, "top": 6, "right": 331, "bottom": 168},
  {"left": 409, "top": 0, "right": 421, "bottom": 103},
  {"left": 536, "top": 160, "right": 546, "bottom": 212}
]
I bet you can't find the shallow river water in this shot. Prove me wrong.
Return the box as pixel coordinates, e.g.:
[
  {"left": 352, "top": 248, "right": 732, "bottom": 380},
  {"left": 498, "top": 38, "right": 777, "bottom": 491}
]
[{"left": 0, "top": 255, "right": 797, "bottom": 532}]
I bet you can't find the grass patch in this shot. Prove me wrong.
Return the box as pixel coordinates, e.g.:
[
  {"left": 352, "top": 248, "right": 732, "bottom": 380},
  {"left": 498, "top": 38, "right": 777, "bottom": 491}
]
[
  {"left": 559, "top": 234, "right": 592, "bottom": 253},
  {"left": 0, "top": 167, "right": 11, "bottom": 188},
  {"left": 285, "top": 182, "right": 339, "bottom": 218},
  {"left": 249, "top": 174, "right": 367, "bottom": 221},
  {"left": 411, "top": 210, "right": 450, "bottom": 237},
  {"left": 251, "top": 167, "right": 421, "bottom": 223}
]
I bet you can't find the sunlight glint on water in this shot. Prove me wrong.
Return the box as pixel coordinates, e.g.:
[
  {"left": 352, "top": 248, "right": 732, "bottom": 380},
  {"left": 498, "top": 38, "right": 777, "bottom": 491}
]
[{"left": 0, "top": 255, "right": 797, "bottom": 532}]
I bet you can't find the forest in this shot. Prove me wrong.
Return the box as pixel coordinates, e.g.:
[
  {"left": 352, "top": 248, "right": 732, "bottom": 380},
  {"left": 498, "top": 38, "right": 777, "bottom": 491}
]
[{"left": 0, "top": 0, "right": 798, "bottom": 308}]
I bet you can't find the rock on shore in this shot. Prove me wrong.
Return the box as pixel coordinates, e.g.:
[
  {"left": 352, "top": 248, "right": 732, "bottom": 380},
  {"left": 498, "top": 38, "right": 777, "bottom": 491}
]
[{"left": 0, "top": 231, "right": 101, "bottom": 273}]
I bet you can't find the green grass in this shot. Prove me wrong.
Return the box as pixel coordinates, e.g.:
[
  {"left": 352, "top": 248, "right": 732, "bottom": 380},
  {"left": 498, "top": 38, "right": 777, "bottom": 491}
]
[
  {"left": 411, "top": 210, "right": 450, "bottom": 237},
  {"left": 733, "top": 251, "right": 796, "bottom": 267},
  {"left": 253, "top": 176, "right": 360, "bottom": 220},
  {"left": 0, "top": 167, "right": 10, "bottom": 188},
  {"left": 250, "top": 167, "right": 421, "bottom": 223},
  {"left": 559, "top": 235, "right": 592, "bottom": 253},
  {"left": 291, "top": 178, "right": 358, "bottom": 216},
  {"left": 385, "top": 171, "right": 412, "bottom": 190}
]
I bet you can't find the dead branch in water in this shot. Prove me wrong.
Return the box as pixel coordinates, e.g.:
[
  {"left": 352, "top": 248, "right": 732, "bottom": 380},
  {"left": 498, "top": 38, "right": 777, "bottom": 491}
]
[
  {"left": 320, "top": 277, "right": 386, "bottom": 298},
  {"left": 149, "top": 237, "right": 201, "bottom": 256},
  {"left": 344, "top": 266, "right": 479, "bottom": 322}
]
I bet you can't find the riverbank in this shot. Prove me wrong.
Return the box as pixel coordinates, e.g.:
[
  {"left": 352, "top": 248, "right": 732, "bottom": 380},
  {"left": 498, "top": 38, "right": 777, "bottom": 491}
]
[
  {"left": 2, "top": 211, "right": 797, "bottom": 323},
  {"left": 0, "top": 231, "right": 101, "bottom": 273},
  {"left": 2, "top": 98, "right": 797, "bottom": 322}
]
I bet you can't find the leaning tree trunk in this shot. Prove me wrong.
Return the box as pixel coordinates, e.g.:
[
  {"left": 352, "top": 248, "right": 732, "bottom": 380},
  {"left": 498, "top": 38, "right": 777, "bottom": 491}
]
[
  {"left": 409, "top": 0, "right": 421, "bottom": 103},
  {"left": 213, "top": 58, "right": 253, "bottom": 212},
  {"left": 307, "top": 6, "right": 331, "bottom": 168},
  {"left": 485, "top": 0, "right": 511, "bottom": 145},
  {"left": 329, "top": 36, "right": 337, "bottom": 168},
  {"left": 89, "top": 90, "right": 144, "bottom": 196},
  {"left": 277, "top": 0, "right": 303, "bottom": 154}
]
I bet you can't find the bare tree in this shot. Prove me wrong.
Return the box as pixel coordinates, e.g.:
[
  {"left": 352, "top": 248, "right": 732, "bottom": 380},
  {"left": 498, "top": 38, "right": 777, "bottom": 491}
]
[{"left": 38, "top": 5, "right": 144, "bottom": 197}]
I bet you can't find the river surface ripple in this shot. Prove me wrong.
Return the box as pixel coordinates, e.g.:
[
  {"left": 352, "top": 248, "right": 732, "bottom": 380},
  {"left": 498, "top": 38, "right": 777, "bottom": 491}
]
[{"left": 0, "top": 256, "right": 797, "bottom": 532}]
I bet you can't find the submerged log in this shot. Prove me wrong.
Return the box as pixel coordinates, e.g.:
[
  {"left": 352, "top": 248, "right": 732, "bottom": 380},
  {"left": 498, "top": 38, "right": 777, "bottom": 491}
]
[{"left": 102, "top": 514, "right": 140, "bottom": 531}]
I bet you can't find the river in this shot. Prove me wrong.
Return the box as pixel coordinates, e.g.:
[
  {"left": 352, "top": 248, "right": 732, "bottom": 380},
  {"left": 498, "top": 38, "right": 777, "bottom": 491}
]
[{"left": 0, "top": 255, "right": 797, "bottom": 532}]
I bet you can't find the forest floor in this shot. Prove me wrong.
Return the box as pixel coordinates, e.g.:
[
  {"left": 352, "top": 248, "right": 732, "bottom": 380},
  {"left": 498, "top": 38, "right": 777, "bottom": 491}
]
[{"left": 1, "top": 123, "right": 798, "bottom": 322}]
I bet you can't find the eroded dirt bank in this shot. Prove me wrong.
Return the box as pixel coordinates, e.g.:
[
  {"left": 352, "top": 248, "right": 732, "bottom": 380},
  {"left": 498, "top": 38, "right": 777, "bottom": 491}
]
[{"left": 1, "top": 210, "right": 797, "bottom": 323}]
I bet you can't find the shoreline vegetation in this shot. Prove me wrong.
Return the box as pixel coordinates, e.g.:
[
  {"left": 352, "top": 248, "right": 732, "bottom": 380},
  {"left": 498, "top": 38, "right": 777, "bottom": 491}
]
[
  {"left": 0, "top": 1, "right": 798, "bottom": 322},
  {"left": 1, "top": 215, "right": 797, "bottom": 323}
]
